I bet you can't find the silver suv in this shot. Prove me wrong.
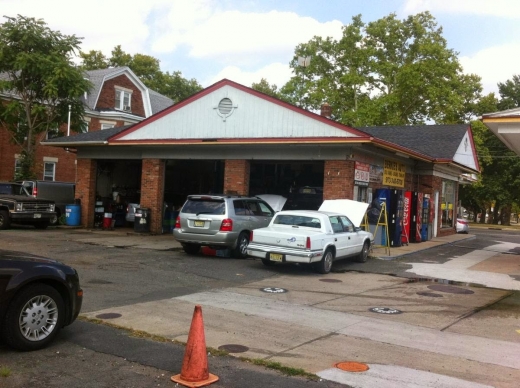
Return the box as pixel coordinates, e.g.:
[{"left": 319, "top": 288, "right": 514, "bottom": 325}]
[{"left": 173, "top": 195, "right": 275, "bottom": 258}]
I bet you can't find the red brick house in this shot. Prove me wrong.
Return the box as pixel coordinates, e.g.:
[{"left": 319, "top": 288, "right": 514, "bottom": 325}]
[
  {"left": 43, "top": 79, "right": 480, "bottom": 240},
  {"left": 0, "top": 67, "right": 173, "bottom": 182}
]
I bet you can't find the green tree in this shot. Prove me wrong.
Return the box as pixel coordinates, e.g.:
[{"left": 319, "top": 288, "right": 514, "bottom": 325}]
[
  {"left": 497, "top": 74, "right": 520, "bottom": 110},
  {"left": 280, "top": 12, "right": 483, "bottom": 126},
  {"left": 80, "top": 46, "right": 202, "bottom": 103},
  {"left": 251, "top": 78, "right": 280, "bottom": 98},
  {"left": 0, "top": 15, "right": 91, "bottom": 179}
]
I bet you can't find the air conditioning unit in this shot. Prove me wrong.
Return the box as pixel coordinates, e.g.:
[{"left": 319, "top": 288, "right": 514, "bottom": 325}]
[{"left": 123, "top": 105, "right": 131, "bottom": 111}]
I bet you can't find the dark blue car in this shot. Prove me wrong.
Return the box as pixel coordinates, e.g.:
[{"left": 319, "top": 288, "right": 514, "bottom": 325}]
[{"left": 0, "top": 250, "right": 82, "bottom": 351}]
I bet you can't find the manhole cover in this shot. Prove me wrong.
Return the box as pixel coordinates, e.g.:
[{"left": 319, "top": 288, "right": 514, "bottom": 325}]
[
  {"left": 417, "top": 292, "right": 443, "bottom": 298},
  {"left": 218, "top": 344, "right": 249, "bottom": 353},
  {"left": 95, "top": 313, "right": 122, "bottom": 319},
  {"left": 319, "top": 279, "right": 342, "bottom": 283},
  {"left": 428, "top": 285, "right": 474, "bottom": 294},
  {"left": 335, "top": 361, "right": 369, "bottom": 372},
  {"left": 369, "top": 307, "right": 402, "bottom": 314},
  {"left": 260, "top": 287, "right": 288, "bottom": 293}
]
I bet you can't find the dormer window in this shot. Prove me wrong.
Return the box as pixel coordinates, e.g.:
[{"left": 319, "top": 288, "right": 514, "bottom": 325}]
[{"left": 115, "top": 87, "right": 132, "bottom": 112}]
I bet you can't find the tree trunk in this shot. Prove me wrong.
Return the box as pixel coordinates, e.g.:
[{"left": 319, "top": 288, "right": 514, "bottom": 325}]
[{"left": 501, "top": 205, "right": 512, "bottom": 226}]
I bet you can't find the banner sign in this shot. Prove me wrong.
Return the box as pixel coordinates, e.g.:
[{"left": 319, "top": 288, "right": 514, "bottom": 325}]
[
  {"left": 354, "top": 162, "right": 370, "bottom": 186},
  {"left": 383, "top": 160, "right": 406, "bottom": 187}
]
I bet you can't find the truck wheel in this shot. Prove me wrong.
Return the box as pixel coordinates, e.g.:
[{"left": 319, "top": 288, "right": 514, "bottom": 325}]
[
  {"left": 182, "top": 243, "right": 200, "bottom": 255},
  {"left": 356, "top": 241, "right": 370, "bottom": 263},
  {"left": 315, "top": 248, "right": 334, "bottom": 274},
  {"left": 233, "top": 232, "right": 250, "bottom": 259},
  {"left": 49, "top": 210, "right": 60, "bottom": 226},
  {"left": 2, "top": 283, "right": 64, "bottom": 351},
  {"left": 0, "top": 210, "right": 10, "bottom": 230}
]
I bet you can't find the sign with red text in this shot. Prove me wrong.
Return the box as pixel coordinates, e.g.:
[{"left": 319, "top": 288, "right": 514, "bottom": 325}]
[
  {"left": 402, "top": 191, "right": 411, "bottom": 244},
  {"left": 354, "top": 162, "right": 370, "bottom": 186}
]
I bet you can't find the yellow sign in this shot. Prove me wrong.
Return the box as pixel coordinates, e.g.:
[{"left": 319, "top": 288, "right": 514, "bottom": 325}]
[{"left": 383, "top": 160, "right": 406, "bottom": 187}]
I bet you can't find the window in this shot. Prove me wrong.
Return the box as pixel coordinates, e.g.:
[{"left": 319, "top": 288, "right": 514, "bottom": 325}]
[
  {"left": 43, "top": 162, "right": 56, "bottom": 181},
  {"left": 46, "top": 127, "right": 60, "bottom": 140},
  {"left": 339, "top": 216, "right": 354, "bottom": 232},
  {"left": 14, "top": 158, "right": 22, "bottom": 180},
  {"left": 329, "top": 216, "right": 344, "bottom": 233},
  {"left": 441, "top": 180, "right": 455, "bottom": 228},
  {"left": 115, "top": 89, "right": 132, "bottom": 111},
  {"left": 101, "top": 123, "right": 115, "bottom": 130}
]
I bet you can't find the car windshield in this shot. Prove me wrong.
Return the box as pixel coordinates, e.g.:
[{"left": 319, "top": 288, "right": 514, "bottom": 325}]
[
  {"left": 273, "top": 215, "right": 321, "bottom": 228},
  {"left": 181, "top": 198, "right": 226, "bottom": 215},
  {"left": 0, "top": 183, "right": 29, "bottom": 196}
]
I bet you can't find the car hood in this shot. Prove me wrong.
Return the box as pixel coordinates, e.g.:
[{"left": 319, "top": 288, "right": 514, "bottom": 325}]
[
  {"left": 256, "top": 194, "right": 287, "bottom": 212},
  {"left": 0, "top": 249, "right": 59, "bottom": 265},
  {"left": 319, "top": 199, "right": 369, "bottom": 227},
  {"left": 0, "top": 194, "right": 53, "bottom": 203}
]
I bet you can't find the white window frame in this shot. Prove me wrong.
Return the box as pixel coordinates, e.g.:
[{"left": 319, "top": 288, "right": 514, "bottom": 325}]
[
  {"left": 115, "top": 87, "right": 132, "bottom": 112},
  {"left": 43, "top": 162, "right": 56, "bottom": 181},
  {"left": 100, "top": 123, "right": 115, "bottom": 130}
]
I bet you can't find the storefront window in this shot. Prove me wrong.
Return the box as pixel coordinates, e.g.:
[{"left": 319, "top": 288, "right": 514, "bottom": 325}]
[{"left": 441, "top": 180, "right": 455, "bottom": 228}]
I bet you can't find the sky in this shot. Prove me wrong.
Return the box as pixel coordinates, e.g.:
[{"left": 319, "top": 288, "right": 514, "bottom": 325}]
[{"left": 2, "top": 0, "right": 520, "bottom": 96}]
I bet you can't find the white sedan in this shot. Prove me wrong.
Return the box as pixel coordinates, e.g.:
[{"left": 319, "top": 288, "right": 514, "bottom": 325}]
[{"left": 247, "top": 203, "right": 373, "bottom": 274}]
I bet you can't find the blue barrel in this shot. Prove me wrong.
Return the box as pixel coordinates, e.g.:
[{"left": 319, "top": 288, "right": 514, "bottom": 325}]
[{"left": 65, "top": 204, "right": 81, "bottom": 226}]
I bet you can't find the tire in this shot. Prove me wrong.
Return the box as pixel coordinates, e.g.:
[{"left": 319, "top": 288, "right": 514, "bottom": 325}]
[
  {"left": 0, "top": 210, "right": 10, "bottom": 230},
  {"left": 315, "top": 248, "right": 334, "bottom": 274},
  {"left": 261, "top": 258, "right": 275, "bottom": 266},
  {"left": 2, "top": 284, "right": 65, "bottom": 351},
  {"left": 34, "top": 222, "right": 49, "bottom": 230},
  {"left": 356, "top": 241, "right": 370, "bottom": 263},
  {"left": 182, "top": 243, "right": 201, "bottom": 255},
  {"left": 233, "top": 232, "right": 249, "bottom": 259},
  {"left": 49, "top": 210, "right": 60, "bottom": 226}
]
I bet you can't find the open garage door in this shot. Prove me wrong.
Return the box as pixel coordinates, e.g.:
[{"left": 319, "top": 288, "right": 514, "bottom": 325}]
[
  {"left": 164, "top": 160, "right": 224, "bottom": 209},
  {"left": 250, "top": 161, "right": 324, "bottom": 210}
]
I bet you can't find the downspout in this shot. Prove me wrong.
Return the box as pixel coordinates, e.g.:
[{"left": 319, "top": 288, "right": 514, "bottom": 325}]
[{"left": 66, "top": 104, "right": 71, "bottom": 153}]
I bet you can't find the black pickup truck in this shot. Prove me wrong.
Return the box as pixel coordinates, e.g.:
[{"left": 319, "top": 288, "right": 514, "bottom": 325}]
[{"left": 0, "top": 182, "right": 56, "bottom": 230}]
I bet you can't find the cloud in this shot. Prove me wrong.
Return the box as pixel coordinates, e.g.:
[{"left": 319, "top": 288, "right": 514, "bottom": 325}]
[
  {"left": 460, "top": 43, "right": 520, "bottom": 95},
  {"left": 206, "top": 62, "right": 293, "bottom": 88},
  {"left": 403, "top": 0, "right": 520, "bottom": 19}
]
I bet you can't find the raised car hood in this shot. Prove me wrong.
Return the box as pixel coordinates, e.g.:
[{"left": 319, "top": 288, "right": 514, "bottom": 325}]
[
  {"left": 319, "top": 199, "right": 369, "bottom": 227},
  {"left": 256, "top": 194, "right": 287, "bottom": 212}
]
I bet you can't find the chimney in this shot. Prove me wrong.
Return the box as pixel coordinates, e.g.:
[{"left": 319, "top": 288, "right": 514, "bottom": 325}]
[{"left": 320, "top": 103, "right": 331, "bottom": 118}]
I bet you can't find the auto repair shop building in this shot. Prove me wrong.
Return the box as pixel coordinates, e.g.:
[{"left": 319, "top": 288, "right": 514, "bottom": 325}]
[{"left": 43, "top": 79, "right": 479, "bottom": 237}]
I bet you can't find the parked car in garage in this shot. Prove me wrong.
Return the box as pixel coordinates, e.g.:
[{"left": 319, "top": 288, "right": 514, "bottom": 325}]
[
  {"left": 173, "top": 195, "right": 276, "bottom": 258},
  {"left": 283, "top": 186, "right": 323, "bottom": 210},
  {"left": 0, "top": 249, "right": 83, "bottom": 351},
  {"left": 247, "top": 200, "right": 373, "bottom": 274}
]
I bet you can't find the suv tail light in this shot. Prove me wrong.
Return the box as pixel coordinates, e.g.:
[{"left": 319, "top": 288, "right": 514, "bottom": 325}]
[
  {"left": 306, "top": 237, "right": 311, "bottom": 249},
  {"left": 33, "top": 187, "right": 37, "bottom": 197},
  {"left": 220, "top": 218, "right": 233, "bottom": 232},
  {"left": 250, "top": 230, "right": 254, "bottom": 242},
  {"left": 175, "top": 216, "right": 181, "bottom": 229}
]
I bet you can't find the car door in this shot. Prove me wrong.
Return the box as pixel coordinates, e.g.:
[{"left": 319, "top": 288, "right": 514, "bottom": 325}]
[
  {"left": 245, "top": 200, "right": 274, "bottom": 229},
  {"left": 329, "top": 216, "right": 352, "bottom": 258},
  {"left": 339, "top": 215, "right": 364, "bottom": 256}
]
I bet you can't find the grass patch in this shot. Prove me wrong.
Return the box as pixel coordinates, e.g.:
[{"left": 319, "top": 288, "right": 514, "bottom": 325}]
[
  {"left": 0, "top": 366, "right": 11, "bottom": 377},
  {"left": 79, "top": 315, "right": 318, "bottom": 380}
]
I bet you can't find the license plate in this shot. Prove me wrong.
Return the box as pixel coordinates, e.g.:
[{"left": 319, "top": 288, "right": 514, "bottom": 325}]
[
  {"left": 270, "top": 253, "right": 283, "bottom": 262},
  {"left": 34, "top": 214, "right": 41, "bottom": 218},
  {"left": 194, "top": 220, "right": 205, "bottom": 227}
]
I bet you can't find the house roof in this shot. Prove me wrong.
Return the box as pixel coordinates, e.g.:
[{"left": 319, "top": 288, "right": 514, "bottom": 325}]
[
  {"left": 482, "top": 108, "right": 520, "bottom": 156},
  {"left": 44, "top": 125, "right": 132, "bottom": 145}
]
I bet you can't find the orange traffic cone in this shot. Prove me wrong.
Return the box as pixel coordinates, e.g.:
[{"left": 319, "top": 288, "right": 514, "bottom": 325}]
[{"left": 171, "top": 305, "right": 219, "bottom": 387}]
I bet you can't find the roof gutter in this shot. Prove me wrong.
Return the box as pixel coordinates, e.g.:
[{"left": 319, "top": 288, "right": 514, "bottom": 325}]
[{"left": 40, "top": 140, "right": 109, "bottom": 147}]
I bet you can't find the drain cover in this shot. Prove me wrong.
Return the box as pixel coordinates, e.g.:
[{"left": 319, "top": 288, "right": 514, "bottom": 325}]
[
  {"left": 260, "top": 287, "right": 288, "bottom": 293},
  {"left": 319, "top": 279, "right": 342, "bottom": 283},
  {"left": 218, "top": 344, "right": 249, "bottom": 353},
  {"left": 335, "top": 361, "right": 369, "bottom": 372},
  {"left": 428, "top": 285, "right": 474, "bottom": 294},
  {"left": 95, "top": 313, "right": 122, "bottom": 319},
  {"left": 417, "top": 292, "right": 443, "bottom": 298},
  {"left": 369, "top": 307, "right": 402, "bottom": 314}
]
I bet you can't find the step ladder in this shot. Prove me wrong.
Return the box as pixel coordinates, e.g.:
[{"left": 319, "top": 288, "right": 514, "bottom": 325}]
[{"left": 372, "top": 202, "right": 391, "bottom": 256}]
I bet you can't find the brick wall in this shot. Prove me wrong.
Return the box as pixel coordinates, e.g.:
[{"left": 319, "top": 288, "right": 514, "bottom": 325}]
[
  {"left": 140, "top": 159, "right": 165, "bottom": 234},
  {"left": 223, "top": 160, "right": 250, "bottom": 195},
  {"left": 323, "top": 160, "right": 355, "bottom": 199},
  {"left": 96, "top": 75, "right": 145, "bottom": 117},
  {"left": 76, "top": 159, "right": 97, "bottom": 228}
]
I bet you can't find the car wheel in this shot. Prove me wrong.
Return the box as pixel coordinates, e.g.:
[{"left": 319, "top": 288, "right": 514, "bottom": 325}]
[
  {"left": 261, "top": 258, "right": 275, "bottom": 266},
  {"left": 34, "top": 222, "right": 49, "bottom": 230},
  {"left": 356, "top": 241, "right": 370, "bottom": 263},
  {"left": 49, "top": 210, "right": 60, "bottom": 226},
  {"left": 182, "top": 243, "right": 201, "bottom": 255},
  {"left": 315, "top": 248, "right": 334, "bottom": 274},
  {"left": 0, "top": 210, "right": 10, "bottom": 230},
  {"left": 233, "top": 232, "right": 250, "bottom": 259},
  {"left": 2, "top": 283, "right": 64, "bottom": 351}
]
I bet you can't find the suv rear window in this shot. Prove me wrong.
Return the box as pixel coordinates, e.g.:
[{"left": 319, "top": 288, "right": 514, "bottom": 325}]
[{"left": 181, "top": 198, "right": 226, "bottom": 215}]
